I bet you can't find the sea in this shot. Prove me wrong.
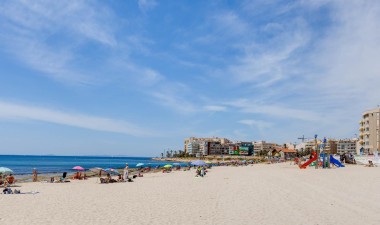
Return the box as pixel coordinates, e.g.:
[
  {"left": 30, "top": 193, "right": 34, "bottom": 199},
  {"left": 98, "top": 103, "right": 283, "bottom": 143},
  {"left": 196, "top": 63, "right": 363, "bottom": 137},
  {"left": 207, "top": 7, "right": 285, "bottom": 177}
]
[{"left": 0, "top": 155, "right": 187, "bottom": 175}]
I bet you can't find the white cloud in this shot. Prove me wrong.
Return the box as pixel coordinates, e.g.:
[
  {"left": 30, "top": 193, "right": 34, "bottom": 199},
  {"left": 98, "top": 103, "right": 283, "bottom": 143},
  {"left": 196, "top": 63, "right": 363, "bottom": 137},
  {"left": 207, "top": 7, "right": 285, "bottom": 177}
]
[
  {"left": 238, "top": 119, "right": 272, "bottom": 129},
  {"left": 311, "top": 0, "right": 380, "bottom": 108},
  {"left": 225, "top": 99, "right": 321, "bottom": 121},
  {"left": 203, "top": 105, "right": 227, "bottom": 112},
  {"left": 228, "top": 18, "right": 310, "bottom": 87},
  {"left": 0, "top": 1, "right": 117, "bottom": 85},
  {"left": 0, "top": 101, "right": 153, "bottom": 137},
  {"left": 151, "top": 91, "right": 197, "bottom": 114},
  {"left": 138, "top": 0, "right": 157, "bottom": 12},
  {"left": 212, "top": 11, "right": 248, "bottom": 36}
]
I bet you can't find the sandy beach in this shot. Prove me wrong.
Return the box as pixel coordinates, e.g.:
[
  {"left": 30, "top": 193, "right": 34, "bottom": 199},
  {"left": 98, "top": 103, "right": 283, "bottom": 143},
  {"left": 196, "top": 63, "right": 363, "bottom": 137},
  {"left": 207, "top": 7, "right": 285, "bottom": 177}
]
[{"left": 1, "top": 163, "right": 379, "bottom": 225}]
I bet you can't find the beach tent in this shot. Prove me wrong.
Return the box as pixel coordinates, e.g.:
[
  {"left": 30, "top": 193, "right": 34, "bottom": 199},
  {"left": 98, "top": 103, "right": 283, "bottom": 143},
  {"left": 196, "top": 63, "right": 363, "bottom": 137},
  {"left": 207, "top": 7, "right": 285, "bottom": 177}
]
[
  {"left": 0, "top": 167, "right": 13, "bottom": 175},
  {"left": 191, "top": 160, "right": 206, "bottom": 166}
]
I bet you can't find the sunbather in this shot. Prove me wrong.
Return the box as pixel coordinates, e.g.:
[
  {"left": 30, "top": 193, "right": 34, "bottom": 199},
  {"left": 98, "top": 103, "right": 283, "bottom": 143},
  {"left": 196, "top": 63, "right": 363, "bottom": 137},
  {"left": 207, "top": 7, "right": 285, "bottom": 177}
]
[
  {"left": 6, "top": 174, "right": 15, "bottom": 185},
  {"left": 3, "top": 181, "right": 12, "bottom": 194},
  {"left": 106, "top": 173, "right": 112, "bottom": 183}
]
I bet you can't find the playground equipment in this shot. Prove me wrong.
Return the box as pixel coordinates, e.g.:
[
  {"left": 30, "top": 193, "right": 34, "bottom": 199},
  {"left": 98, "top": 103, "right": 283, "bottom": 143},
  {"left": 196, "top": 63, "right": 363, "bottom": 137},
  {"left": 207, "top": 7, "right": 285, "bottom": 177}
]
[
  {"left": 299, "top": 151, "right": 317, "bottom": 169},
  {"left": 329, "top": 155, "right": 344, "bottom": 167}
]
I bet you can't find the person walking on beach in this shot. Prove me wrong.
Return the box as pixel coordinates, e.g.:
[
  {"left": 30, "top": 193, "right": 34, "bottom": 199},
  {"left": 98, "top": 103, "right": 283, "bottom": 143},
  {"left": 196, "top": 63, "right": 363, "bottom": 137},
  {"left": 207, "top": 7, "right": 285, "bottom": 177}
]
[
  {"left": 32, "top": 168, "right": 38, "bottom": 182},
  {"left": 200, "top": 167, "right": 205, "bottom": 177},
  {"left": 123, "top": 163, "right": 129, "bottom": 180}
]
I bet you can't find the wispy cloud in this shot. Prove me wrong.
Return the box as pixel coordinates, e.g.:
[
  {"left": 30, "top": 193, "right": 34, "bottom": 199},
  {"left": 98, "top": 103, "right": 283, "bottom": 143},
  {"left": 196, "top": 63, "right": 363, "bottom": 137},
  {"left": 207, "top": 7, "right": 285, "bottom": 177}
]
[
  {"left": 203, "top": 105, "right": 227, "bottom": 112},
  {"left": 0, "top": 1, "right": 117, "bottom": 85},
  {"left": 138, "top": 0, "right": 157, "bottom": 12},
  {"left": 224, "top": 98, "right": 321, "bottom": 121},
  {"left": 227, "top": 18, "right": 310, "bottom": 87},
  {"left": 0, "top": 101, "right": 153, "bottom": 137},
  {"left": 238, "top": 119, "right": 272, "bottom": 129}
]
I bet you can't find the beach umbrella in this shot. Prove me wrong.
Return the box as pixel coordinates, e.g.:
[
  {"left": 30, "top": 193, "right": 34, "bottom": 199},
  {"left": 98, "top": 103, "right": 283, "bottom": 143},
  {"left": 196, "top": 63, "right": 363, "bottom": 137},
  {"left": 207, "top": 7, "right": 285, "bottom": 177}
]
[
  {"left": 191, "top": 160, "right": 206, "bottom": 166},
  {"left": 0, "top": 167, "right": 13, "bottom": 175},
  {"left": 72, "top": 166, "right": 85, "bottom": 171},
  {"left": 163, "top": 164, "right": 173, "bottom": 168},
  {"left": 104, "top": 168, "right": 120, "bottom": 175},
  {"left": 205, "top": 160, "right": 212, "bottom": 164},
  {"left": 136, "top": 163, "right": 145, "bottom": 167}
]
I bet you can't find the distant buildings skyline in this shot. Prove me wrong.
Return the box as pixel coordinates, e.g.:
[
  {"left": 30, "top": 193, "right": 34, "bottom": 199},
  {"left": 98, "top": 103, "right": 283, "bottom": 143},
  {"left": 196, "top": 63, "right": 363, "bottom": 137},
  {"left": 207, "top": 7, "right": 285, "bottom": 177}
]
[{"left": 181, "top": 108, "right": 380, "bottom": 157}]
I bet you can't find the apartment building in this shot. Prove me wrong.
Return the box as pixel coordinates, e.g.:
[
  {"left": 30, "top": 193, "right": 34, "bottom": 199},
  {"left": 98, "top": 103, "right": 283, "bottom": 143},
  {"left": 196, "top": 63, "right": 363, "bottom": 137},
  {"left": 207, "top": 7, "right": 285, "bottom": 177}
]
[
  {"left": 187, "top": 141, "right": 200, "bottom": 156},
  {"left": 359, "top": 108, "right": 380, "bottom": 154},
  {"left": 184, "top": 137, "right": 231, "bottom": 154},
  {"left": 253, "top": 141, "right": 277, "bottom": 155},
  {"left": 337, "top": 139, "right": 357, "bottom": 155}
]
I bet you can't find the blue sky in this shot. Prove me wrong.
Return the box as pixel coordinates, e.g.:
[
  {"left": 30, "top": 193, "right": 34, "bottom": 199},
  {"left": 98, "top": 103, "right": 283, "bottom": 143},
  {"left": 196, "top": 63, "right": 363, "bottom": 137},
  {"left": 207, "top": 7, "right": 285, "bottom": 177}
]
[{"left": 0, "top": 0, "right": 379, "bottom": 156}]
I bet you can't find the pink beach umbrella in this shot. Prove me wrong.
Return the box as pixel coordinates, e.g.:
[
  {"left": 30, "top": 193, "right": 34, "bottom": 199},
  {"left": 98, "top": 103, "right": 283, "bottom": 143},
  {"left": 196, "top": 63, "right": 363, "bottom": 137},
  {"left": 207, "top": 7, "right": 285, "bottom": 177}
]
[{"left": 72, "top": 166, "right": 85, "bottom": 171}]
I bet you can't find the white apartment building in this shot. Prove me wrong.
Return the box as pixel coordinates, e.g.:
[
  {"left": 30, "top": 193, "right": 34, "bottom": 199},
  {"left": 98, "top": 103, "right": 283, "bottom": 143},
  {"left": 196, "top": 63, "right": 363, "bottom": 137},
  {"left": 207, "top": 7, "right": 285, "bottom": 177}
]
[
  {"left": 359, "top": 108, "right": 380, "bottom": 154},
  {"left": 187, "top": 142, "right": 200, "bottom": 156}
]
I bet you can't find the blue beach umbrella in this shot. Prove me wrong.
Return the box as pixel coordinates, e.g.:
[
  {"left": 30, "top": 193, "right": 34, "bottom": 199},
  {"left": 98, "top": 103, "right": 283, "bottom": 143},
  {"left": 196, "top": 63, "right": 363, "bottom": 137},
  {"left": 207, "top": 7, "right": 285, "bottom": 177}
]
[
  {"left": 191, "top": 160, "right": 206, "bottom": 166},
  {"left": 0, "top": 167, "right": 13, "bottom": 175},
  {"left": 136, "top": 163, "right": 145, "bottom": 167},
  {"left": 104, "top": 168, "right": 120, "bottom": 175}
]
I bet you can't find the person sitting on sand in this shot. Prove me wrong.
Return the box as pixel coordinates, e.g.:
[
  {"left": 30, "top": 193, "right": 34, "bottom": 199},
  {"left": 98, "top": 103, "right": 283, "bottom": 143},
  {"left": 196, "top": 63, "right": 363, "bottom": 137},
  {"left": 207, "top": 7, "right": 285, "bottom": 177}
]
[
  {"left": 2, "top": 181, "right": 12, "bottom": 194},
  {"left": 106, "top": 173, "right": 112, "bottom": 183},
  {"left": 73, "top": 172, "right": 81, "bottom": 180},
  {"left": 6, "top": 174, "right": 15, "bottom": 185},
  {"left": 117, "top": 174, "right": 123, "bottom": 182},
  {"left": 365, "top": 160, "right": 375, "bottom": 167},
  {"left": 195, "top": 167, "right": 201, "bottom": 177}
]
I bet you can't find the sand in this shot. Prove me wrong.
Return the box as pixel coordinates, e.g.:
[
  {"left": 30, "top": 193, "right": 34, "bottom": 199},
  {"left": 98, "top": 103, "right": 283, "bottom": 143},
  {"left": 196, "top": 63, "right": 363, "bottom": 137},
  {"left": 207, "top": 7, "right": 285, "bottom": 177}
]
[{"left": 1, "top": 163, "right": 379, "bottom": 225}]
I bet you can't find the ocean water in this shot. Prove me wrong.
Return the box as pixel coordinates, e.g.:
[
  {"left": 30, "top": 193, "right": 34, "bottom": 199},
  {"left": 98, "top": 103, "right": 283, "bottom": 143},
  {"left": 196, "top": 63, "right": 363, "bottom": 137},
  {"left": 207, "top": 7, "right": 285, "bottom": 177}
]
[{"left": 0, "top": 155, "right": 186, "bottom": 175}]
